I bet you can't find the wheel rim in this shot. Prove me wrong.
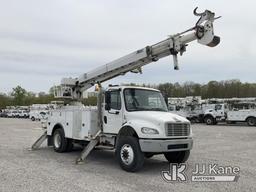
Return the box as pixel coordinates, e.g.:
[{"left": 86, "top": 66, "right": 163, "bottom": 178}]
[
  {"left": 120, "top": 144, "right": 134, "bottom": 165},
  {"left": 54, "top": 133, "right": 61, "bottom": 148},
  {"left": 206, "top": 118, "right": 212, "bottom": 124},
  {"left": 248, "top": 119, "right": 254, "bottom": 126}
]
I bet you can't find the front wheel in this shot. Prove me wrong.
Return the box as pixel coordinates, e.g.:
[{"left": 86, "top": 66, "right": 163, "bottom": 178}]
[
  {"left": 164, "top": 150, "right": 190, "bottom": 163},
  {"left": 189, "top": 117, "right": 197, "bottom": 124},
  {"left": 116, "top": 136, "right": 144, "bottom": 172},
  {"left": 247, "top": 117, "right": 256, "bottom": 126},
  {"left": 204, "top": 116, "right": 214, "bottom": 125}
]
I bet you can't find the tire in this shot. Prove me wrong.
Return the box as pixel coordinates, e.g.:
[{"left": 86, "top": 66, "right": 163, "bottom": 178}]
[
  {"left": 31, "top": 116, "right": 35, "bottom": 121},
  {"left": 164, "top": 150, "right": 190, "bottom": 163},
  {"left": 247, "top": 117, "right": 256, "bottom": 126},
  {"left": 116, "top": 136, "right": 144, "bottom": 172},
  {"left": 204, "top": 116, "right": 214, "bottom": 125},
  {"left": 66, "top": 139, "right": 73, "bottom": 152},
  {"left": 189, "top": 118, "right": 197, "bottom": 124},
  {"left": 53, "top": 128, "right": 68, "bottom": 153}
]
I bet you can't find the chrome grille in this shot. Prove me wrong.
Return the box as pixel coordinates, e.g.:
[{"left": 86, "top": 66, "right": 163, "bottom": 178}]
[{"left": 166, "top": 123, "right": 190, "bottom": 137}]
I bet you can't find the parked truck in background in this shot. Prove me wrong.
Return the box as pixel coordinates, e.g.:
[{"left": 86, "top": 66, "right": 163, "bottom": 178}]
[{"left": 203, "top": 103, "right": 256, "bottom": 126}]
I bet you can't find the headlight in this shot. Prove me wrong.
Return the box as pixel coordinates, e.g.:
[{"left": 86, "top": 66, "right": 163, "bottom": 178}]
[{"left": 141, "top": 127, "right": 159, "bottom": 134}]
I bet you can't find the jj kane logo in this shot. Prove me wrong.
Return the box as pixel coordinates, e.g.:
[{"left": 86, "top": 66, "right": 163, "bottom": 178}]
[{"left": 162, "top": 163, "right": 240, "bottom": 182}]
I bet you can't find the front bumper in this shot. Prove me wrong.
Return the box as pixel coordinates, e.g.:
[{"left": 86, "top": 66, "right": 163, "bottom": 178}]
[{"left": 139, "top": 138, "right": 193, "bottom": 152}]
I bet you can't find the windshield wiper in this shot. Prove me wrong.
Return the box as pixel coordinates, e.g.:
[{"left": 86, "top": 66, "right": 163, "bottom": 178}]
[
  {"left": 149, "top": 108, "right": 167, "bottom": 112},
  {"left": 128, "top": 108, "right": 167, "bottom": 112}
]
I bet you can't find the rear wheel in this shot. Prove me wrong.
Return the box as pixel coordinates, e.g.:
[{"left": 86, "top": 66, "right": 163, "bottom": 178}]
[
  {"left": 116, "top": 136, "right": 144, "bottom": 172},
  {"left": 247, "top": 117, "right": 256, "bottom": 126},
  {"left": 31, "top": 116, "right": 35, "bottom": 121},
  {"left": 164, "top": 150, "right": 190, "bottom": 163},
  {"left": 53, "top": 128, "right": 68, "bottom": 152}
]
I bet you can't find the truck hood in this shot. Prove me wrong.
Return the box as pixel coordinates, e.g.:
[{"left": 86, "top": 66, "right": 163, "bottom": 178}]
[{"left": 126, "top": 111, "right": 189, "bottom": 124}]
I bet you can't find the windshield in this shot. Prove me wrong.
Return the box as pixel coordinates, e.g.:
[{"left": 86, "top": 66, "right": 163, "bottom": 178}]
[{"left": 124, "top": 88, "right": 168, "bottom": 112}]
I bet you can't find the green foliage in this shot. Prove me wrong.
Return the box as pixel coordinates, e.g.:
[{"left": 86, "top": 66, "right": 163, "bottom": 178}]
[
  {"left": 0, "top": 94, "right": 12, "bottom": 109},
  {"left": 11, "top": 86, "right": 27, "bottom": 105},
  {"left": 157, "top": 79, "right": 256, "bottom": 99},
  {"left": 1, "top": 80, "right": 256, "bottom": 109},
  {"left": 0, "top": 86, "right": 54, "bottom": 109},
  {"left": 119, "top": 80, "right": 256, "bottom": 99},
  {"left": 82, "top": 96, "right": 97, "bottom": 106}
]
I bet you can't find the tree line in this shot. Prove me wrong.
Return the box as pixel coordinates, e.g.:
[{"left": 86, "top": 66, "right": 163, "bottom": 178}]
[
  {"left": 157, "top": 79, "right": 256, "bottom": 99},
  {"left": 124, "top": 79, "right": 256, "bottom": 99},
  {"left": 1, "top": 79, "right": 256, "bottom": 109},
  {"left": 0, "top": 85, "right": 97, "bottom": 109},
  {"left": 0, "top": 86, "right": 54, "bottom": 109}
]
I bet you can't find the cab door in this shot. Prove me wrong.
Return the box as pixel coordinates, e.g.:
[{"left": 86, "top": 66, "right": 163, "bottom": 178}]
[
  {"left": 214, "top": 104, "right": 225, "bottom": 120},
  {"left": 103, "top": 90, "right": 123, "bottom": 134}
]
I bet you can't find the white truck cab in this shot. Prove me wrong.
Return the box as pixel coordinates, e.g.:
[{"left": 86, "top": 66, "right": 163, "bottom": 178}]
[
  {"left": 104, "top": 86, "right": 192, "bottom": 149},
  {"left": 46, "top": 86, "right": 192, "bottom": 172},
  {"left": 203, "top": 104, "right": 227, "bottom": 125}
]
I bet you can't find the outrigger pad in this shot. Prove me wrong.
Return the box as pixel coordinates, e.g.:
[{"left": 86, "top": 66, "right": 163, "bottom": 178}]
[{"left": 30, "top": 131, "right": 47, "bottom": 150}]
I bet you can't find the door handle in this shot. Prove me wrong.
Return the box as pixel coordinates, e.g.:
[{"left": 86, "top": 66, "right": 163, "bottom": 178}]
[{"left": 108, "top": 110, "right": 119, "bottom": 115}]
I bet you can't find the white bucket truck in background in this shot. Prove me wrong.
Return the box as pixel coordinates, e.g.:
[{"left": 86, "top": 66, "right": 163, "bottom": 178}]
[{"left": 204, "top": 103, "right": 256, "bottom": 126}]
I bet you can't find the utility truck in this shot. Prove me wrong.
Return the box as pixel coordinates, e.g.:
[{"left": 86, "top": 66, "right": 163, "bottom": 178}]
[
  {"left": 204, "top": 103, "right": 256, "bottom": 126},
  {"left": 168, "top": 96, "right": 205, "bottom": 123},
  {"left": 31, "top": 8, "right": 221, "bottom": 172}
]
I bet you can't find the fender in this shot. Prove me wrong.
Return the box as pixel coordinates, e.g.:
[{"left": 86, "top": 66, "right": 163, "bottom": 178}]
[
  {"left": 204, "top": 113, "right": 214, "bottom": 119},
  {"left": 121, "top": 119, "right": 165, "bottom": 139},
  {"left": 47, "top": 123, "right": 63, "bottom": 136}
]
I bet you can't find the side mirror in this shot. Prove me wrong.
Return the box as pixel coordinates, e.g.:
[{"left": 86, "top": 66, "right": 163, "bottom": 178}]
[{"left": 105, "top": 91, "right": 111, "bottom": 111}]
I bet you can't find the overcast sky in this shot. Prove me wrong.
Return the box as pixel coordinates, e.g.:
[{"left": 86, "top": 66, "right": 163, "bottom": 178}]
[{"left": 0, "top": 0, "right": 255, "bottom": 93}]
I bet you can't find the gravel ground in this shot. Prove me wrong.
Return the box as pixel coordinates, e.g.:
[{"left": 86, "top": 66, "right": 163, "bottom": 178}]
[{"left": 0, "top": 118, "right": 256, "bottom": 192}]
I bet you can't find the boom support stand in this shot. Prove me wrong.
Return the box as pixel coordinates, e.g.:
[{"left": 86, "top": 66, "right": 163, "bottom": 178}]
[
  {"left": 30, "top": 131, "right": 47, "bottom": 150},
  {"left": 76, "top": 138, "right": 99, "bottom": 164},
  {"left": 75, "top": 130, "right": 101, "bottom": 164}
]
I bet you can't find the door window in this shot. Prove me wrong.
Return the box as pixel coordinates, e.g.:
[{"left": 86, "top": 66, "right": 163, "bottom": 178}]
[
  {"left": 110, "top": 91, "right": 121, "bottom": 110},
  {"left": 215, "top": 105, "right": 222, "bottom": 110}
]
